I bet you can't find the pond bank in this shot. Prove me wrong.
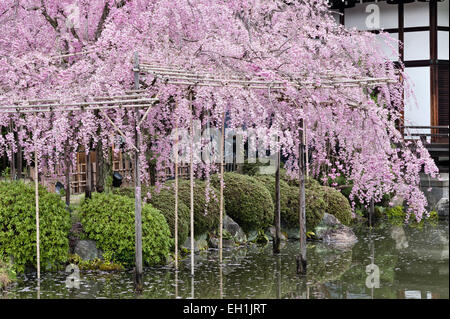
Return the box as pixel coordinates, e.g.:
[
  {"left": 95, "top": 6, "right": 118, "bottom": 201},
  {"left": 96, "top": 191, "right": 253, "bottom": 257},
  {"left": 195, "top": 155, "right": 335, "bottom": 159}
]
[{"left": 2, "top": 220, "right": 448, "bottom": 299}]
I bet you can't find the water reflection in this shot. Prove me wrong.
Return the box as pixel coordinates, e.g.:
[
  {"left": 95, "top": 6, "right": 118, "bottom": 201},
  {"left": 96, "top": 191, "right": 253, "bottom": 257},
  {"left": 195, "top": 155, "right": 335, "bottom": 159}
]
[{"left": 2, "top": 221, "right": 448, "bottom": 299}]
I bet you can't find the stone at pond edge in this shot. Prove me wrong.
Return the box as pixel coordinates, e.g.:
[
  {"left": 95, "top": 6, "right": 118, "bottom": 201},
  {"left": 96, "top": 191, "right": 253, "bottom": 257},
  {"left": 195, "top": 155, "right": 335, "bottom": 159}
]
[
  {"left": 208, "top": 236, "right": 235, "bottom": 248},
  {"left": 284, "top": 228, "right": 300, "bottom": 240},
  {"left": 436, "top": 198, "right": 449, "bottom": 220},
  {"left": 223, "top": 215, "right": 247, "bottom": 243},
  {"left": 73, "top": 240, "right": 104, "bottom": 261},
  {"left": 267, "top": 226, "right": 287, "bottom": 241},
  {"left": 182, "top": 236, "right": 200, "bottom": 252},
  {"left": 314, "top": 213, "right": 358, "bottom": 250}
]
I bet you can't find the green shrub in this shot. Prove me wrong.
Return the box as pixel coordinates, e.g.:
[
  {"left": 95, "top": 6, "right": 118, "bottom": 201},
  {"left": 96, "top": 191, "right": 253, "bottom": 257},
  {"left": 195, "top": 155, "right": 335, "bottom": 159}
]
[
  {"left": 0, "top": 256, "right": 15, "bottom": 290},
  {"left": 165, "top": 179, "right": 220, "bottom": 236},
  {"left": 254, "top": 175, "right": 325, "bottom": 231},
  {"left": 111, "top": 186, "right": 138, "bottom": 199},
  {"left": 322, "top": 186, "right": 352, "bottom": 226},
  {"left": 211, "top": 173, "right": 274, "bottom": 232},
  {"left": 113, "top": 186, "right": 190, "bottom": 245},
  {"left": 147, "top": 186, "right": 190, "bottom": 246},
  {"left": 0, "top": 181, "right": 71, "bottom": 273},
  {"left": 80, "top": 193, "right": 172, "bottom": 266}
]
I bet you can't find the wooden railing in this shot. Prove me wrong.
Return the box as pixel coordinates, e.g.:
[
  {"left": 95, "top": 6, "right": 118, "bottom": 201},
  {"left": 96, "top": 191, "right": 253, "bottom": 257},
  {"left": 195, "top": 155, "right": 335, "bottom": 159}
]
[{"left": 398, "top": 125, "right": 449, "bottom": 144}]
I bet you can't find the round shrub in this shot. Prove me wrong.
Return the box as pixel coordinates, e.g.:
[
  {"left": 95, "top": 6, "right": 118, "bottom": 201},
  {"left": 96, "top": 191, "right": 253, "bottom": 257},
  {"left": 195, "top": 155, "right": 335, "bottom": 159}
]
[
  {"left": 254, "top": 175, "right": 325, "bottom": 231},
  {"left": 80, "top": 193, "right": 172, "bottom": 266},
  {"left": 211, "top": 173, "right": 274, "bottom": 232},
  {"left": 113, "top": 186, "right": 190, "bottom": 245},
  {"left": 0, "top": 181, "right": 71, "bottom": 273},
  {"left": 322, "top": 186, "right": 352, "bottom": 225},
  {"left": 147, "top": 186, "right": 190, "bottom": 246},
  {"left": 165, "top": 179, "right": 220, "bottom": 236},
  {"left": 111, "top": 186, "right": 137, "bottom": 199}
]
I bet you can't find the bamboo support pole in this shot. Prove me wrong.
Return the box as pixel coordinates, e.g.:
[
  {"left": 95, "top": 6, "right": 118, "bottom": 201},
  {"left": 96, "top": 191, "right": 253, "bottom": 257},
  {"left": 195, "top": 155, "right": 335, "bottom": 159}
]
[
  {"left": 219, "top": 111, "right": 225, "bottom": 264},
  {"left": 296, "top": 120, "right": 307, "bottom": 275},
  {"left": 34, "top": 113, "right": 40, "bottom": 282},
  {"left": 101, "top": 110, "right": 139, "bottom": 153},
  {"left": 133, "top": 52, "right": 143, "bottom": 290},
  {"left": 1, "top": 98, "right": 157, "bottom": 110},
  {"left": 0, "top": 104, "right": 157, "bottom": 114},
  {"left": 189, "top": 90, "right": 195, "bottom": 276},
  {"left": 174, "top": 123, "right": 179, "bottom": 270},
  {"left": 304, "top": 121, "right": 309, "bottom": 177},
  {"left": 273, "top": 138, "right": 281, "bottom": 254}
]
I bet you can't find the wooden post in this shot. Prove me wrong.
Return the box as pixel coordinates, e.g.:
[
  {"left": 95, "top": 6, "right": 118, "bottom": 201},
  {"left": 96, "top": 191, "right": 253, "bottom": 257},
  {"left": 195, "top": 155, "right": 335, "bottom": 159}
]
[
  {"left": 64, "top": 140, "right": 71, "bottom": 207},
  {"left": 304, "top": 124, "right": 309, "bottom": 178},
  {"left": 17, "top": 128, "right": 22, "bottom": 179},
  {"left": 174, "top": 123, "right": 179, "bottom": 270},
  {"left": 9, "top": 119, "right": 15, "bottom": 179},
  {"left": 296, "top": 120, "right": 307, "bottom": 275},
  {"left": 189, "top": 90, "right": 195, "bottom": 276},
  {"left": 34, "top": 114, "right": 40, "bottom": 282},
  {"left": 273, "top": 138, "right": 281, "bottom": 254},
  {"left": 133, "top": 51, "right": 143, "bottom": 290},
  {"left": 369, "top": 199, "right": 374, "bottom": 228},
  {"left": 85, "top": 148, "right": 92, "bottom": 199},
  {"left": 219, "top": 111, "right": 225, "bottom": 264}
]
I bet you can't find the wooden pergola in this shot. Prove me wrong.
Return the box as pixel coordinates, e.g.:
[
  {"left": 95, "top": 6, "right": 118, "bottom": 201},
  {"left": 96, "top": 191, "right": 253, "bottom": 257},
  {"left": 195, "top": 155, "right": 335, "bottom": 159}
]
[
  {"left": 0, "top": 50, "right": 397, "bottom": 289},
  {"left": 136, "top": 54, "right": 397, "bottom": 276},
  {"left": 0, "top": 84, "right": 158, "bottom": 287}
]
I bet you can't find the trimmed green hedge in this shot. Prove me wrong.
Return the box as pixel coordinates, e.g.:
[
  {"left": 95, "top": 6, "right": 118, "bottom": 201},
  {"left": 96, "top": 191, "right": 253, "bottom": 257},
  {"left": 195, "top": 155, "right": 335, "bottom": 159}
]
[
  {"left": 165, "top": 179, "right": 220, "bottom": 236},
  {"left": 211, "top": 173, "right": 274, "bottom": 232},
  {"left": 254, "top": 175, "right": 325, "bottom": 231},
  {"left": 80, "top": 193, "right": 172, "bottom": 266},
  {"left": 113, "top": 186, "right": 190, "bottom": 246},
  {"left": 147, "top": 186, "right": 190, "bottom": 246},
  {"left": 322, "top": 186, "right": 352, "bottom": 226},
  {"left": 0, "top": 181, "right": 71, "bottom": 273}
]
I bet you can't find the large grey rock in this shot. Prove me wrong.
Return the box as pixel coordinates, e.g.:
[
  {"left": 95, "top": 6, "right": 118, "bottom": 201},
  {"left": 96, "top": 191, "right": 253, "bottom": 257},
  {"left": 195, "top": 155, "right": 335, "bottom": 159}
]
[
  {"left": 223, "top": 215, "right": 247, "bottom": 243},
  {"left": 436, "top": 198, "right": 449, "bottom": 219},
  {"left": 182, "top": 237, "right": 200, "bottom": 252},
  {"left": 267, "top": 226, "right": 287, "bottom": 241},
  {"left": 390, "top": 225, "right": 409, "bottom": 250},
  {"left": 74, "top": 240, "right": 103, "bottom": 261},
  {"left": 315, "top": 213, "right": 358, "bottom": 250}
]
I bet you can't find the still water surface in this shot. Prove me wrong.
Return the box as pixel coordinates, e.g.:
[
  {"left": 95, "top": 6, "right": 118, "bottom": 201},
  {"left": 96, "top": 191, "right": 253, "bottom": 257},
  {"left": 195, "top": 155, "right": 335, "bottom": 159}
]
[{"left": 2, "top": 220, "right": 448, "bottom": 299}]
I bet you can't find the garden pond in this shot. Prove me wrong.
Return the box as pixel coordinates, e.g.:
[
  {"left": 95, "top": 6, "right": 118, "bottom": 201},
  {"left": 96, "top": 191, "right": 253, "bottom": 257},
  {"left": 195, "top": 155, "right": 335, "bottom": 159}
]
[{"left": 2, "top": 220, "right": 448, "bottom": 299}]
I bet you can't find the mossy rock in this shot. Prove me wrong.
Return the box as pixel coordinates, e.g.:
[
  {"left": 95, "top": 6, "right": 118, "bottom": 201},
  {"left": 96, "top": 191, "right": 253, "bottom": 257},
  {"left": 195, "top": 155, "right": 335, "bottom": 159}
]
[
  {"left": 254, "top": 175, "right": 325, "bottom": 232},
  {"left": 211, "top": 172, "right": 274, "bottom": 232},
  {"left": 0, "top": 181, "right": 71, "bottom": 273},
  {"left": 322, "top": 186, "right": 352, "bottom": 226},
  {"left": 80, "top": 193, "right": 172, "bottom": 266},
  {"left": 165, "top": 179, "right": 220, "bottom": 235}
]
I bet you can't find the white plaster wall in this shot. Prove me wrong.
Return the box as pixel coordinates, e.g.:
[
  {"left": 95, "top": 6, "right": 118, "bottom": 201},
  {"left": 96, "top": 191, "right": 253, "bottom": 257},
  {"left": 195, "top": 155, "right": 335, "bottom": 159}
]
[
  {"left": 375, "top": 32, "right": 399, "bottom": 61},
  {"left": 438, "top": 0, "right": 449, "bottom": 27},
  {"left": 345, "top": 1, "right": 398, "bottom": 30},
  {"left": 438, "top": 30, "right": 449, "bottom": 60},
  {"left": 404, "top": 67, "right": 431, "bottom": 137},
  {"left": 404, "top": 31, "right": 430, "bottom": 61},
  {"left": 404, "top": 1, "right": 430, "bottom": 28}
]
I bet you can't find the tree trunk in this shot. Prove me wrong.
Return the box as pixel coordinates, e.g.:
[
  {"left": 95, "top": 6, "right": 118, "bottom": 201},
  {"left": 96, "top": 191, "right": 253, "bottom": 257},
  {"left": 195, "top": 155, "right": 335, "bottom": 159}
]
[
  {"left": 16, "top": 129, "right": 22, "bottom": 179},
  {"left": 297, "top": 121, "right": 307, "bottom": 275},
  {"left": 64, "top": 141, "right": 71, "bottom": 207},
  {"left": 85, "top": 148, "right": 92, "bottom": 199},
  {"left": 96, "top": 140, "right": 105, "bottom": 193},
  {"left": 273, "top": 146, "right": 281, "bottom": 254}
]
